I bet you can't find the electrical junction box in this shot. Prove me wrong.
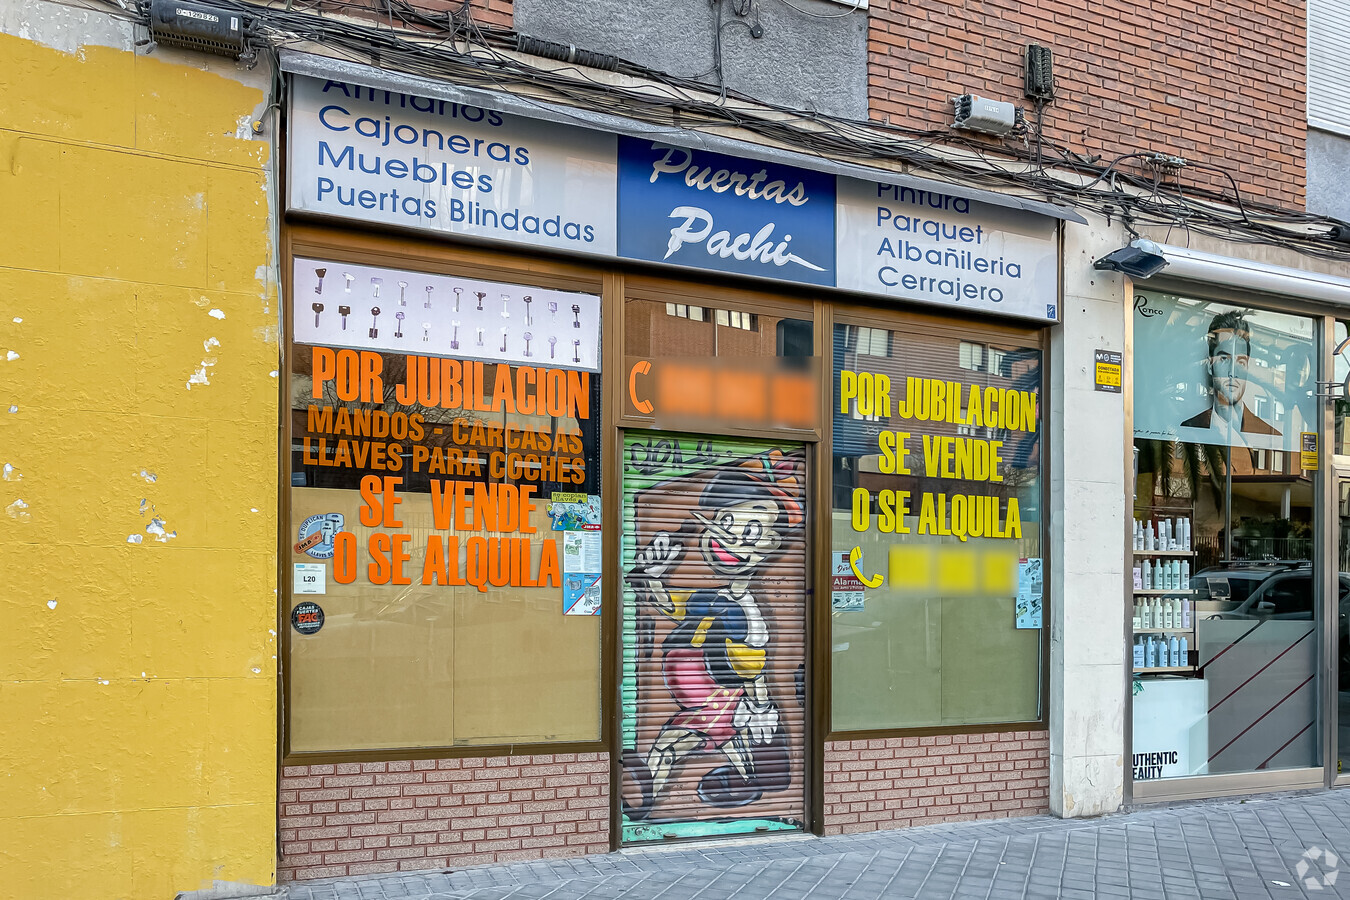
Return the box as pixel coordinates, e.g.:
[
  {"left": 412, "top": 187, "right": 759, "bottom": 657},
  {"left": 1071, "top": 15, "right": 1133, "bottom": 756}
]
[
  {"left": 148, "top": 0, "right": 247, "bottom": 58},
  {"left": 952, "top": 94, "right": 1017, "bottom": 135}
]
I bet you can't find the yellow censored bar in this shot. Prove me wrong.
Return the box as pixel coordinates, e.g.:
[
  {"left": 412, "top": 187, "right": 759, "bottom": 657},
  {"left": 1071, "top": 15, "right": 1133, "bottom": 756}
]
[
  {"left": 887, "top": 544, "right": 1020, "bottom": 597},
  {"left": 840, "top": 370, "right": 1037, "bottom": 433}
]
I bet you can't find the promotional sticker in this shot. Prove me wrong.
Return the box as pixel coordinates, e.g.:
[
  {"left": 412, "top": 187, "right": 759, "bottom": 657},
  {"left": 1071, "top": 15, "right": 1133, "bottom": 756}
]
[
  {"left": 296, "top": 512, "right": 344, "bottom": 560},
  {"left": 291, "top": 601, "right": 325, "bottom": 635}
]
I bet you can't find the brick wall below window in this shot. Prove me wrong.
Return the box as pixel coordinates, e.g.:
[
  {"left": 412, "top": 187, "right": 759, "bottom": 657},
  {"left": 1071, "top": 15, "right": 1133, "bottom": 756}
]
[
  {"left": 823, "top": 731, "right": 1049, "bottom": 835},
  {"left": 278, "top": 752, "right": 609, "bottom": 882}
]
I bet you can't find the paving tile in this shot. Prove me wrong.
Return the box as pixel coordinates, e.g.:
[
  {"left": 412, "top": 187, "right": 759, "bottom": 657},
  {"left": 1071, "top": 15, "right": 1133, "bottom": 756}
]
[{"left": 285, "top": 791, "right": 1350, "bottom": 900}]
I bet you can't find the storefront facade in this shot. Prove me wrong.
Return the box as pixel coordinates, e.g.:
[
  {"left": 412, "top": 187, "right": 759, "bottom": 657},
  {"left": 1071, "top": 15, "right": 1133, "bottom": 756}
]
[
  {"left": 276, "top": 56, "right": 1071, "bottom": 878},
  {"left": 1126, "top": 252, "right": 1350, "bottom": 803}
]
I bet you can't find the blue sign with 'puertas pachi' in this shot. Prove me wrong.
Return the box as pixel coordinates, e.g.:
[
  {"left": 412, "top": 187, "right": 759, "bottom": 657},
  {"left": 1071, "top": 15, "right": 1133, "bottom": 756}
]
[{"left": 617, "top": 137, "right": 836, "bottom": 286}]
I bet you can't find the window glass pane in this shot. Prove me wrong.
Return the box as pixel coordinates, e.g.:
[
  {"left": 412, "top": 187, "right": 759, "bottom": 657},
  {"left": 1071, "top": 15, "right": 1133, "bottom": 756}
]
[
  {"left": 286, "top": 260, "right": 603, "bottom": 752},
  {"left": 623, "top": 297, "right": 818, "bottom": 432},
  {"left": 830, "top": 322, "right": 1043, "bottom": 730},
  {"left": 624, "top": 298, "right": 809, "bottom": 360},
  {"left": 1132, "top": 293, "right": 1318, "bottom": 779}
]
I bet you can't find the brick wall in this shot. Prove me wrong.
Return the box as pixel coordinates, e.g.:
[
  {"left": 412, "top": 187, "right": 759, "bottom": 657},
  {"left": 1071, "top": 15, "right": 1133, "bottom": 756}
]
[
  {"left": 823, "top": 731, "right": 1049, "bottom": 835},
  {"left": 868, "top": 0, "right": 1306, "bottom": 207},
  {"left": 278, "top": 752, "right": 609, "bottom": 881}
]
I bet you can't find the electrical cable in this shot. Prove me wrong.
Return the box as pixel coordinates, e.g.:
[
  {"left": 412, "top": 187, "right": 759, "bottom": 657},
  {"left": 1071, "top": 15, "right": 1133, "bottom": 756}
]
[
  {"left": 118, "top": 0, "right": 1350, "bottom": 261},
  {"left": 764, "top": 0, "right": 865, "bottom": 18}
]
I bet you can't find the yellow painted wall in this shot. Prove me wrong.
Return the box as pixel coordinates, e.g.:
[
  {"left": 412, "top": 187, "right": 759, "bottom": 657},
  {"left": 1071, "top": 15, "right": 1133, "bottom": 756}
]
[{"left": 0, "top": 9, "right": 279, "bottom": 899}]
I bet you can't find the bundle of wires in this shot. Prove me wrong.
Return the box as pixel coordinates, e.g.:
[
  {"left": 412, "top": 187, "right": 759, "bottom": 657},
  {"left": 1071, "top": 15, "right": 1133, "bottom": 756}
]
[{"left": 97, "top": 0, "right": 1350, "bottom": 261}]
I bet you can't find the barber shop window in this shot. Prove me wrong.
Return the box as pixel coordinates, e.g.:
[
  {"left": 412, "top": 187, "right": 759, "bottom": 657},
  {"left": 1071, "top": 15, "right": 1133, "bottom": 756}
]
[{"left": 1131, "top": 292, "right": 1319, "bottom": 780}]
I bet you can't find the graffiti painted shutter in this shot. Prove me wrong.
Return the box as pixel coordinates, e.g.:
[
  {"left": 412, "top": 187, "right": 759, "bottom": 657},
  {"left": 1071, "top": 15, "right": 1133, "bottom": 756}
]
[{"left": 620, "top": 433, "right": 809, "bottom": 843}]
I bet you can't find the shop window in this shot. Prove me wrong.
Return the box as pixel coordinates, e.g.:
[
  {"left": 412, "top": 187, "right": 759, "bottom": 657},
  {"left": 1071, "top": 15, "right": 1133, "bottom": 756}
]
[
  {"left": 830, "top": 321, "right": 1044, "bottom": 731},
  {"left": 1334, "top": 319, "right": 1350, "bottom": 457},
  {"left": 1131, "top": 291, "right": 1318, "bottom": 780},
  {"left": 285, "top": 258, "right": 603, "bottom": 754},
  {"left": 625, "top": 297, "right": 802, "bottom": 359}
]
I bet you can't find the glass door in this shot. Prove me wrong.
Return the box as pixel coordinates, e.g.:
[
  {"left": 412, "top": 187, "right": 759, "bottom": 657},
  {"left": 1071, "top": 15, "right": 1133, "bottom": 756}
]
[
  {"left": 1334, "top": 470, "right": 1350, "bottom": 780},
  {"left": 1131, "top": 292, "right": 1323, "bottom": 794}
]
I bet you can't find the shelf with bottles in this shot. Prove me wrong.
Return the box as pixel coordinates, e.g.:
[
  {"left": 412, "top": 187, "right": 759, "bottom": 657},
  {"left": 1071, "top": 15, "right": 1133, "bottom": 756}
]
[
  {"left": 1133, "top": 666, "right": 1195, "bottom": 674},
  {"left": 1133, "top": 588, "right": 1197, "bottom": 596},
  {"left": 1133, "top": 626, "right": 1195, "bottom": 634},
  {"left": 1132, "top": 632, "right": 1195, "bottom": 671},
  {"left": 1132, "top": 595, "right": 1194, "bottom": 632},
  {"left": 1132, "top": 513, "right": 1194, "bottom": 555}
]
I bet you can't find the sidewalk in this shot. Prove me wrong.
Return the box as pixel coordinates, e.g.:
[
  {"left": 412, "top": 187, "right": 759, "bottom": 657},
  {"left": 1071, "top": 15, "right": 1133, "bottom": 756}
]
[{"left": 285, "top": 790, "right": 1350, "bottom": 900}]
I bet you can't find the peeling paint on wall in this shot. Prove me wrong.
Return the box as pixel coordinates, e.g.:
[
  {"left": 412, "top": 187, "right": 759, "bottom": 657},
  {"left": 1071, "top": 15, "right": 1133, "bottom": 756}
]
[
  {"left": 145, "top": 515, "right": 177, "bottom": 542},
  {"left": 0, "top": 6, "right": 280, "bottom": 897}
]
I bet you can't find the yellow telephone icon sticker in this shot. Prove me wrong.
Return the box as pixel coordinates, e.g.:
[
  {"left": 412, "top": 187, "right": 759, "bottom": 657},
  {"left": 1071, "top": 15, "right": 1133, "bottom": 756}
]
[{"left": 849, "top": 546, "right": 884, "bottom": 589}]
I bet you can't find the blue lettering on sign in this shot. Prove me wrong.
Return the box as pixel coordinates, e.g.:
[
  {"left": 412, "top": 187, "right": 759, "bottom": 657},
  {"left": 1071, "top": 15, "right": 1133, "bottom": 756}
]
[{"left": 616, "top": 137, "right": 835, "bottom": 286}]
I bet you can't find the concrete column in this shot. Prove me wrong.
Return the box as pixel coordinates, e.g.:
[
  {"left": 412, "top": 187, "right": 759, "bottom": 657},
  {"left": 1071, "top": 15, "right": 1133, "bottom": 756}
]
[{"left": 1048, "top": 215, "right": 1130, "bottom": 817}]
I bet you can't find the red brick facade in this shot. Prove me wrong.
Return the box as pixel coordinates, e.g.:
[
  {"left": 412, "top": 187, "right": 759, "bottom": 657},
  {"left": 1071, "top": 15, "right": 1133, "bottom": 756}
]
[
  {"left": 277, "top": 752, "right": 609, "bottom": 882},
  {"left": 823, "top": 731, "right": 1050, "bottom": 835},
  {"left": 868, "top": 0, "right": 1306, "bottom": 207}
]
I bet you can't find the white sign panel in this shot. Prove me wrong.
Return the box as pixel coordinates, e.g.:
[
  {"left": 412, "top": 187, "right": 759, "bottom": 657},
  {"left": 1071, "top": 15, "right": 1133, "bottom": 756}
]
[
  {"left": 293, "top": 562, "right": 326, "bottom": 595},
  {"left": 293, "top": 257, "right": 601, "bottom": 371},
  {"left": 288, "top": 76, "right": 618, "bottom": 254},
  {"left": 836, "top": 178, "right": 1059, "bottom": 322},
  {"left": 1132, "top": 677, "right": 1208, "bottom": 779}
]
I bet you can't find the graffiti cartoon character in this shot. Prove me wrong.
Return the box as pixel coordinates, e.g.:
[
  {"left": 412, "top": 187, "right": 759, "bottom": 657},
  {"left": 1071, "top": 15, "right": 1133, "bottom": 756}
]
[{"left": 623, "top": 450, "right": 803, "bottom": 819}]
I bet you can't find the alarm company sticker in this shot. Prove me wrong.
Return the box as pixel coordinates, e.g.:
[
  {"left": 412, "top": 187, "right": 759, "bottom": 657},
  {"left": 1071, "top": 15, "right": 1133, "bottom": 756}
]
[
  {"left": 295, "top": 512, "right": 343, "bottom": 559},
  {"left": 291, "top": 601, "right": 325, "bottom": 635}
]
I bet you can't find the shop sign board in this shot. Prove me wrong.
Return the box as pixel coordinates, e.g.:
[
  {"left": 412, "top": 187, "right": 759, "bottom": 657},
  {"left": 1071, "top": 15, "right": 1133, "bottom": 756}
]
[
  {"left": 287, "top": 75, "right": 1061, "bottom": 323},
  {"left": 288, "top": 76, "right": 619, "bottom": 255},
  {"left": 615, "top": 137, "right": 836, "bottom": 286},
  {"left": 834, "top": 177, "right": 1060, "bottom": 322}
]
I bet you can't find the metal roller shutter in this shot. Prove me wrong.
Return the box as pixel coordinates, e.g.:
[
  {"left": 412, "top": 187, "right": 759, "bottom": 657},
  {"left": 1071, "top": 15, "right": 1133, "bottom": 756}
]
[
  {"left": 1310, "top": 0, "right": 1350, "bottom": 135},
  {"left": 620, "top": 433, "right": 810, "bottom": 843}
]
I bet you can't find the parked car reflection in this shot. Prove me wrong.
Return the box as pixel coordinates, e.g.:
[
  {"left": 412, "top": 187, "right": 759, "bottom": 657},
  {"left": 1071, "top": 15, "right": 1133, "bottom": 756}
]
[{"left": 1194, "top": 563, "right": 1350, "bottom": 688}]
